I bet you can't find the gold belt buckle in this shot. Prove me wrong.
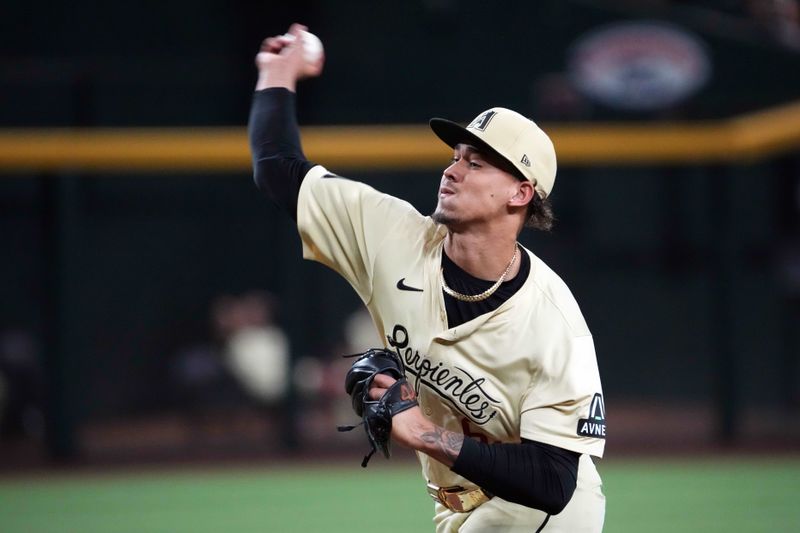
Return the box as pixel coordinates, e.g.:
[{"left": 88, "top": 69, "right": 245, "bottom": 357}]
[{"left": 426, "top": 482, "right": 491, "bottom": 513}]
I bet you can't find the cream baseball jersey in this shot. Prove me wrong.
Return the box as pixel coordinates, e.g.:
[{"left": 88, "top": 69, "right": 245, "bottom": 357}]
[{"left": 297, "top": 166, "right": 606, "bottom": 531}]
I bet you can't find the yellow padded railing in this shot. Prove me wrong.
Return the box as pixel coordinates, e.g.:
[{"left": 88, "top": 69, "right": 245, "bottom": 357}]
[{"left": 1, "top": 100, "right": 799, "bottom": 173}]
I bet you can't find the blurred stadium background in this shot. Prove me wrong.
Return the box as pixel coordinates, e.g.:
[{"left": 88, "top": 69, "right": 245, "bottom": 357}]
[{"left": 1, "top": 1, "right": 799, "bottom": 531}]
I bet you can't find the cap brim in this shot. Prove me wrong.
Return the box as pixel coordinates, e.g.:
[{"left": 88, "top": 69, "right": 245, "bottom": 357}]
[{"left": 429, "top": 118, "right": 524, "bottom": 181}]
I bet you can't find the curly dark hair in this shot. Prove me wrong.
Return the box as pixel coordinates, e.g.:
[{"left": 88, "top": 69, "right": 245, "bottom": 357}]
[{"left": 524, "top": 192, "right": 555, "bottom": 232}]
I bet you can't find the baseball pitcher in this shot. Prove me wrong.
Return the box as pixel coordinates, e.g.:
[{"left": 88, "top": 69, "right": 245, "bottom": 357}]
[{"left": 248, "top": 24, "right": 606, "bottom": 533}]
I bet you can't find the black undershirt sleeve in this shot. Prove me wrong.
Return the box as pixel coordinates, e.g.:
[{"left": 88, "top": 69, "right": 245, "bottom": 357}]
[
  {"left": 451, "top": 437, "right": 580, "bottom": 515},
  {"left": 248, "top": 87, "right": 315, "bottom": 220}
]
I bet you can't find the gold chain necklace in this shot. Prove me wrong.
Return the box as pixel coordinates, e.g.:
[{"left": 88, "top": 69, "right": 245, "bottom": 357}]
[{"left": 441, "top": 244, "right": 519, "bottom": 303}]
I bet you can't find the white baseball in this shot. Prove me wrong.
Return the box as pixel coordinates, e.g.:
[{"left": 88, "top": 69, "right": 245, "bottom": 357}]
[{"left": 283, "top": 30, "right": 324, "bottom": 64}]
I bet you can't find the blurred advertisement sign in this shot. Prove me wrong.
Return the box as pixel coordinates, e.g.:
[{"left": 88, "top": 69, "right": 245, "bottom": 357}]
[{"left": 568, "top": 22, "right": 711, "bottom": 111}]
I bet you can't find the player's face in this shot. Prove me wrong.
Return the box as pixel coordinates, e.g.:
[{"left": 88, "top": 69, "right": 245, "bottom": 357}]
[{"left": 432, "top": 144, "right": 523, "bottom": 230}]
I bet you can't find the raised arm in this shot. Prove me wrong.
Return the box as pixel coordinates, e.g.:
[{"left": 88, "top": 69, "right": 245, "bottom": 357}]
[
  {"left": 248, "top": 24, "right": 324, "bottom": 220},
  {"left": 254, "top": 23, "right": 323, "bottom": 93}
]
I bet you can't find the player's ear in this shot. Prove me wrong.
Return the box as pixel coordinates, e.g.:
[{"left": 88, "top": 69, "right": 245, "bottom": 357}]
[{"left": 508, "top": 180, "right": 534, "bottom": 208}]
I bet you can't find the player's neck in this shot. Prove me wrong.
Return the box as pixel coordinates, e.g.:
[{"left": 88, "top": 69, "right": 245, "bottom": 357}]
[{"left": 443, "top": 232, "right": 521, "bottom": 282}]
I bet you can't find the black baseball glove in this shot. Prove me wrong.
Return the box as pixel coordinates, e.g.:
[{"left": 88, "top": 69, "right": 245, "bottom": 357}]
[{"left": 337, "top": 348, "right": 418, "bottom": 467}]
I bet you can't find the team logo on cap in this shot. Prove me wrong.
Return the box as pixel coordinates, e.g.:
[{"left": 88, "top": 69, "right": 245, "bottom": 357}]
[
  {"left": 577, "top": 393, "right": 606, "bottom": 439},
  {"left": 520, "top": 154, "right": 531, "bottom": 167},
  {"left": 468, "top": 110, "right": 497, "bottom": 131}
]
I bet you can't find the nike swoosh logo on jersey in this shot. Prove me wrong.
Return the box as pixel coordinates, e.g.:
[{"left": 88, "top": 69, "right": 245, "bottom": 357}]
[{"left": 396, "top": 278, "right": 423, "bottom": 292}]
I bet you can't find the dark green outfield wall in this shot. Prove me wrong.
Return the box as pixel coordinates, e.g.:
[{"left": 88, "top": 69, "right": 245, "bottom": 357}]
[
  {"left": 1, "top": 1, "right": 798, "bottom": 455},
  {"left": 2, "top": 161, "right": 797, "bottom": 418}
]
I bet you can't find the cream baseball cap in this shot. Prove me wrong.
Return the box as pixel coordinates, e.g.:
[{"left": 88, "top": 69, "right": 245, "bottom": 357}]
[{"left": 429, "top": 107, "right": 557, "bottom": 199}]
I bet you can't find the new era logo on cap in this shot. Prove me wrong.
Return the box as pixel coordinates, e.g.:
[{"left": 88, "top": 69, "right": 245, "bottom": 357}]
[{"left": 521, "top": 154, "right": 531, "bottom": 167}]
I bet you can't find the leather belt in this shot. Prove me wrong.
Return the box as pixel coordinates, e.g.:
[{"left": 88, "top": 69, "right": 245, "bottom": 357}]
[{"left": 426, "top": 482, "right": 493, "bottom": 513}]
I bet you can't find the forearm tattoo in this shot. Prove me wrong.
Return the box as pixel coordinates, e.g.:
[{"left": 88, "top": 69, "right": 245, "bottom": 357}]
[{"left": 420, "top": 426, "right": 464, "bottom": 464}]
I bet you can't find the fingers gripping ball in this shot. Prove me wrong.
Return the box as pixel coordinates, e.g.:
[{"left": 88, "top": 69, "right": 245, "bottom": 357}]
[
  {"left": 282, "top": 30, "right": 324, "bottom": 64},
  {"left": 338, "top": 348, "right": 418, "bottom": 467}
]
